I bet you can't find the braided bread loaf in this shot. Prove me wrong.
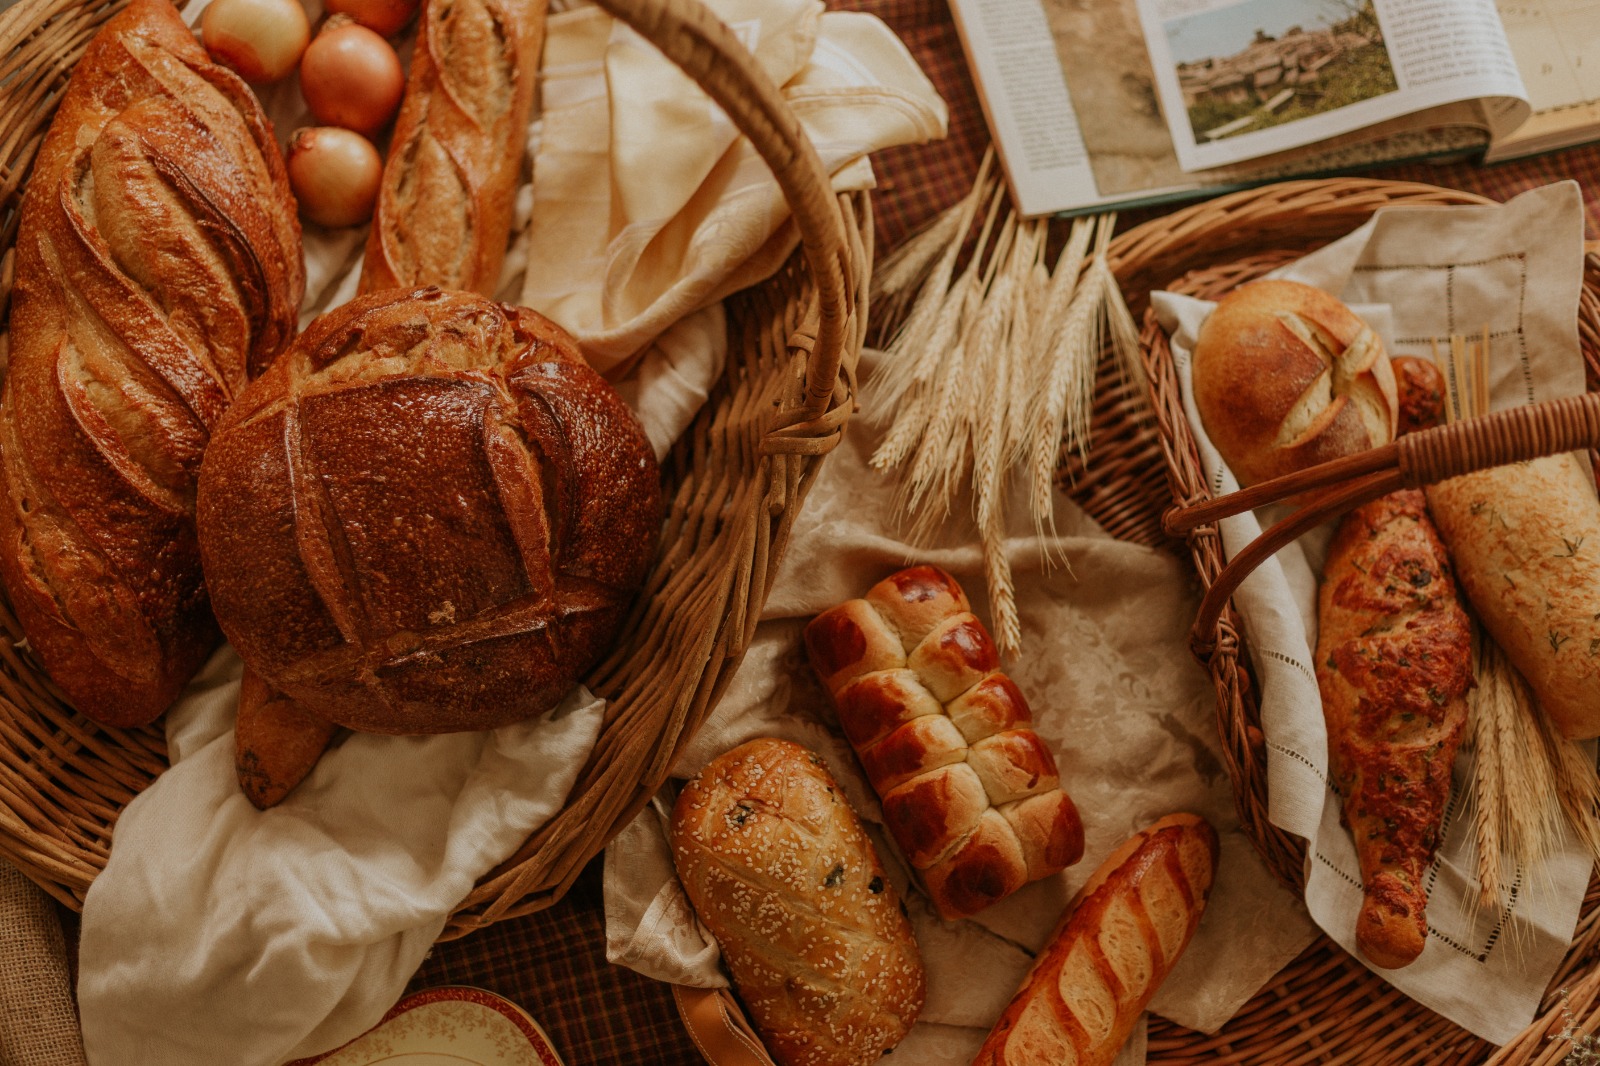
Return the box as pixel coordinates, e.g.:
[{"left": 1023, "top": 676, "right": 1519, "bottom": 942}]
[
  {"left": 196, "top": 288, "right": 661, "bottom": 734},
  {"left": 804, "top": 566, "right": 1084, "bottom": 920},
  {"left": 670, "top": 737, "right": 925, "bottom": 1066},
  {"left": 0, "top": 0, "right": 303, "bottom": 726}
]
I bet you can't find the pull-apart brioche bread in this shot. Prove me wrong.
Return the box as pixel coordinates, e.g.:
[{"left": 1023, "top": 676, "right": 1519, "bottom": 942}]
[
  {"left": 671, "top": 737, "right": 925, "bottom": 1066},
  {"left": 806, "top": 566, "right": 1084, "bottom": 920},
  {"left": 1, "top": 0, "right": 303, "bottom": 726},
  {"left": 973, "top": 813, "right": 1218, "bottom": 1066},
  {"left": 1193, "top": 279, "right": 1396, "bottom": 487},
  {"left": 359, "top": 0, "right": 546, "bottom": 295},
  {"left": 196, "top": 289, "right": 660, "bottom": 735}
]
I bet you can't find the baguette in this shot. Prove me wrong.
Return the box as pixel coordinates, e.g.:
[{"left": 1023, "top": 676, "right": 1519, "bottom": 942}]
[
  {"left": 805, "top": 566, "right": 1084, "bottom": 921},
  {"left": 0, "top": 0, "right": 302, "bottom": 726},
  {"left": 971, "top": 813, "right": 1218, "bottom": 1066},
  {"left": 670, "top": 737, "right": 924, "bottom": 1066},
  {"left": 234, "top": 671, "right": 338, "bottom": 809},
  {"left": 1427, "top": 452, "right": 1600, "bottom": 739},
  {"left": 358, "top": 0, "right": 546, "bottom": 295},
  {"left": 1316, "top": 489, "right": 1472, "bottom": 968}
]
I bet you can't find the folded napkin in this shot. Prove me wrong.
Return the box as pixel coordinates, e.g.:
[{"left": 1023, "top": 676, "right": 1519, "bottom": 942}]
[
  {"left": 602, "top": 348, "right": 1319, "bottom": 1065},
  {"left": 0, "top": 861, "right": 84, "bottom": 1066},
  {"left": 1151, "top": 182, "right": 1591, "bottom": 1045}
]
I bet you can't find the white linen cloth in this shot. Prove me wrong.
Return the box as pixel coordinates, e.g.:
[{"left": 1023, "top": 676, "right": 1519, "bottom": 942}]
[
  {"left": 601, "top": 347, "right": 1321, "bottom": 1065},
  {"left": 72, "top": 0, "right": 947, "bottom": 1063},
  {"left": 1150, "top": 182, "right": 1591, "bottom": 1045}
]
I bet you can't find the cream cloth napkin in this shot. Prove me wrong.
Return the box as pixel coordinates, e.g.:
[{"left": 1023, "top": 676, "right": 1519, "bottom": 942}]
[
  {"left": 77, "top": 650, "right": 604, "bottom": 1066},
  {"left": 602, "top": 348, "right": 1320, "bottom": 1065},
  {"left": 1150, "top": 182, "right": 1591, "bottom": 1046},
  {"left": 520, "top": 0, "right": 948, "bottom": 376}
]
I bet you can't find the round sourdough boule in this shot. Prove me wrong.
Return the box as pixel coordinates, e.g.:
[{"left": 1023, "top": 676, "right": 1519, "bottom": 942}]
[
  {"left": 196, "top": 288, "right": 662, "bottom": 734},
  {"left": 1192, "top": 279, "right": 1397, "bottom": 487}
]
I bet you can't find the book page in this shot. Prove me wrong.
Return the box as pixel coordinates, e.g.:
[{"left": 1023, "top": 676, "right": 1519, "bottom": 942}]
[
  {"left": 944, "top": 0, "right": 1118, "bottom": 216},
  {"left": 1487, "top": 0, "right": 1600, "bottom": 160},
  {"left": 1137, "top": 0, "right": 1528, "bottom": 172}
]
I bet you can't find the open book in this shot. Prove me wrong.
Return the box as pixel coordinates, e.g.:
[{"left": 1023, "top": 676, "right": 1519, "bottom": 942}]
[{"left": 948, "top": 0, "right": 1600, "bottom": 217}]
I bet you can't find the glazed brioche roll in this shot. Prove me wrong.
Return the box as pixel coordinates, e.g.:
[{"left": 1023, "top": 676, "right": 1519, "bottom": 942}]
[{"left": 805, "top": 565, "right": 1085, "bottom": 920}]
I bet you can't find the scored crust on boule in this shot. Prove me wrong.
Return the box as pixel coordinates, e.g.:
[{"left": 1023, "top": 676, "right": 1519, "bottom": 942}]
[
  {"left": 1193, "top": 279, "right": 1397, "bottom": 487},
  {"left": 196, "top": 288, "right": 662, "bottom": 734}
]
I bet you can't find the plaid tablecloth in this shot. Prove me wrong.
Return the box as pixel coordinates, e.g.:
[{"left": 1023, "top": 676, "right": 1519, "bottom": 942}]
[{"left": 400, "top": 2, "right": 1600, "bottom": 1063}]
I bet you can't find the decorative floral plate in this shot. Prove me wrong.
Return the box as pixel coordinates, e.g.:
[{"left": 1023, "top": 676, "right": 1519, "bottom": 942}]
[{"left": 288, "top": 987, "right": 565, "bottom": 1065}]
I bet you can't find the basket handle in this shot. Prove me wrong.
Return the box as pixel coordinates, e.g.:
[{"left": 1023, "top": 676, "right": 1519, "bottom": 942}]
[
  {"left": 1171, "top": 390, "right": 1600, "bottom": 655},
  {"left": 588, "top": 0, "right": 853, "bottom": 424}
]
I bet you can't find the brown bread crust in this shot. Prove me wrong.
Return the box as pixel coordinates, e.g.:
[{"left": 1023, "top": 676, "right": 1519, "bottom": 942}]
[
  {"left": 358, "top": 0, "right": 546, "bottom": 296},
  {"left": 805, "top": 565, "right": 1085, "bottom": 920},
  {"left": 0, "top": 0, "right": 303, "bottom": 726},
  {"left": 972, "top": 813, "right": 1218, "bottom": 1066},
  {"left": 234, "top": 670, "right": 339, "bottom": 809},
  {"left": 1316, "top": 489, "right": 1473, "bottom": 968},
  {"left": 196, "top": 288, "right": 661, "bottom": 734},
  {"left": 670, "top": 737, "right": 925, "bottom": 1066}
]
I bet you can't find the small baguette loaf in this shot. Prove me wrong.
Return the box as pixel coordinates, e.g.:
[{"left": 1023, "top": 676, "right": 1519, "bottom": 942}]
[
  {"left": 670, "top": 737, "right": 925, "bottom": 1066},
  {"left": 1427, "top": 452, "right": 1600, "bottom": 739},
  {"left": 358, "top": 0, "right": 545, "bottom": 295},
  {"left": 972, "top": 813, "right": 1218, "bottom": 1066},
  {"left": 805, "top": 566, "right": 1084, "bottom": 921},
  {"left": 0, "top": 0, "right": 303, "bottom": 726},
  {"left": 234, "top": 670, "right": 338, "bottom": 809}
]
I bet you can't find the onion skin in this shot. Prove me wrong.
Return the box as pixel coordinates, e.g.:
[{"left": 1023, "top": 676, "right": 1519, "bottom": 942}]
[
  {"left": 299, "top": 19, "right": 405, "bottom": 136},
  {"left": 200, "top": 0, "right": 310, "bottom": 84},
  {"left": 322, "top": 0, "right": 420, "bottom": 38},
  {"left": 286, "top": 127, "right": 382, "bottom": 229}
]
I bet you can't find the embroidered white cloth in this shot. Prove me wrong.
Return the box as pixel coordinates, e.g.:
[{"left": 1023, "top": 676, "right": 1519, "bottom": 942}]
[{"left": 1151, "top": 182, "right": 1591, "bottom": 1045}]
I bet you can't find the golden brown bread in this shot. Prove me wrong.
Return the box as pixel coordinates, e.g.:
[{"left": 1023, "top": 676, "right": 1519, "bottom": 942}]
[
  {"left": 1192, "top": 280, "right": 1396, "bottom": 487},
  {"left": 195, "top": 288, "right": 661, "bottom": 734},
  {"left": 1316, "top": 489, "right": 1472, "bottom": 968},
  {"left": 234, "top": 670, "right": 339, "bottom": 809},
  {"left": 670, "top": 737, "right": 925, "bottom": 1066},
  {"left": 0, "top": 0, "right": 303, "bottom": 727},
  {"left": 1427, "top": 452, "right": 1600, "bottom": 740},
  {"left": 1390, "top": 354, "right": 1447, "bottom": 437},
  {"left": 805, "top": 566, "right": 1084, "bottom": 920},
  {"left": 971, "top": 813, "right": 1218, "bottom": 1066},
  {"left": 358, "top": 0, "right": 546, "bottom": 296}
]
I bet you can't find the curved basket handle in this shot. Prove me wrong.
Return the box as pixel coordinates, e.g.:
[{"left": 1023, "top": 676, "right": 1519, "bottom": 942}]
[
  {"left": 588, "top": 0, "right": 853, "bottom": 424},
  {"left": 1172, "top": 390, "right": 1600, "bottom": 655}
]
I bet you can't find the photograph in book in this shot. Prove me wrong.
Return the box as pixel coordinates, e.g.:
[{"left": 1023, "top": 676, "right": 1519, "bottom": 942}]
[{"left": 1166, "top": 0, "right": 1398, "bottom": 143}]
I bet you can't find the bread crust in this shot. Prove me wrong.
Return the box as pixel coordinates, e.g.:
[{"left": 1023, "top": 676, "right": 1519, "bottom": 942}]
[
  {"left": 196, "top": 288, "right": 661, "bottom": 734},
  {"left": 805, "top": 565, "right": 1084, "bottom": 920},
  {"left": 0, "top": 0, "right": 303, "bottom": 726},
  {"left": 971, "top": 813, "right": 1218, "bottom": 1066},
  {"left": 670, "top": 737, "right": 924, "bottom": 1066},
  {"left": 1316, "top": 489, "right": 1472, "bottom": 968},
  {"left": 1192, "top": 279, "right": 1396, "bottom": 487},
  {"left": 358, "top": 0, "right": 546, "bottom": 296},
  {"left": 1428, "top": 452, "right": 1600, "bottom": 739}
]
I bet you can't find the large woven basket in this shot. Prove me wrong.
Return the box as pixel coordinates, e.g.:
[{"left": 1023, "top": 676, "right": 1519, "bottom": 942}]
[
  {"left": 0, "top": 0, "right": 868, "bottom": 939},
  {"left": 1108, "top": 179, "right": 1600, "bottom": 1064}
]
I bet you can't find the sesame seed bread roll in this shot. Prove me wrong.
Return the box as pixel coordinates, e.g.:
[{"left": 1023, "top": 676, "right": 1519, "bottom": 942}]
[{"left": 670, "top": 737, "right": 925, "bottom": 1066}]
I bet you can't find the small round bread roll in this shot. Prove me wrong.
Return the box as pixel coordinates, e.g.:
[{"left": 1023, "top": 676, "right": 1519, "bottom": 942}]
[
  {"left": 1391, "top": 354, "right": 1448, "bottom": 435},
  {"left": 1193, "top": 279, "right": 1396, "bottom": 486}
]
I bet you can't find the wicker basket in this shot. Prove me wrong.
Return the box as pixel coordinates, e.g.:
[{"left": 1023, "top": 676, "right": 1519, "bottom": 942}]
[
  {"left": 0, "top": 0, "right": 868, "bottom": 939},
  {"left": 1113, "top": 178, "right": 1600, "bottom": 1064}
]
